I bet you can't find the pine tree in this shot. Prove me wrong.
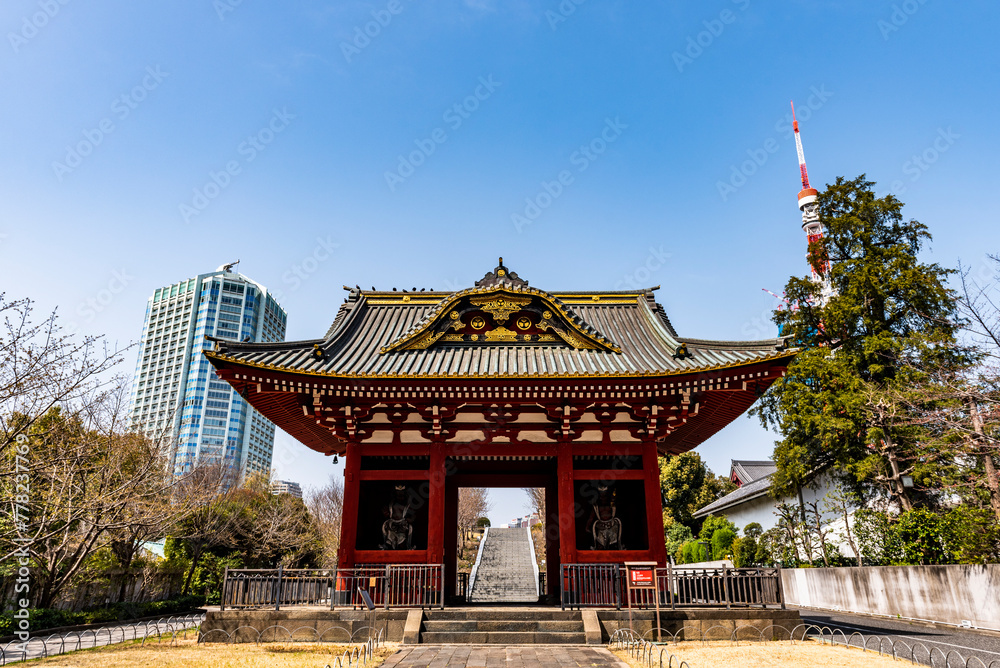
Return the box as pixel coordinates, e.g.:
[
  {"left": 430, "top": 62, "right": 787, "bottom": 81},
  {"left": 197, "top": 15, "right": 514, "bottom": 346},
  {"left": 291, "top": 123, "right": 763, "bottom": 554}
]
[{"left": 753, "top": 175, "right": 959, "bottom": 508}]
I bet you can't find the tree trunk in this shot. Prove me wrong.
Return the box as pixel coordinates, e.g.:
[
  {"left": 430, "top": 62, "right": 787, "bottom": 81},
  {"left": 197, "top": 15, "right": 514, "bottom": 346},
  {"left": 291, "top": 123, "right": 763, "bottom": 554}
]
[
  {"left": 117, "top": 552, "right": 135, "bottom": 603},
  {"left": 970, "top": 401, "right": 1000, "bottom": 524},
  {"left": 884, "top": 439, "right": 913, "bottom": 511},
  {"left": 795, "top": 489, "right": 815, "bottom": 565},
  {"left": 182, "top": 544, "right": 204, "bottom": 595}
]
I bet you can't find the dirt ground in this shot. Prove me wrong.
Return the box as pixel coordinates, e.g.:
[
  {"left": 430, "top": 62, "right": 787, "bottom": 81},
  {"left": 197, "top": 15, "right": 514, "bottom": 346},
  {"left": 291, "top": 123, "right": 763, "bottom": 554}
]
[
  {"left": 24, "top": 638, "right": 398, "bottom": 668},
  {"left": 612, "top": 639, "right": 908, "bottom": 668}
]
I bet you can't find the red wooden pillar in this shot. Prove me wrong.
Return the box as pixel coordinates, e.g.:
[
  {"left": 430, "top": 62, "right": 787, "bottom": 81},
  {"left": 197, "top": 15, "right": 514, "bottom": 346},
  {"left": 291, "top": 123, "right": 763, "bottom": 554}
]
[
  {"left": 337, "top": 443, "right": 361, "bottom": 568},
  {"left": 427, "top": 443, "right": 446, "bottom": 565},
  {"left": 444, "top": 477, "right": 458, "bottom": 598},
  {"left": 557, "top": 443, "right": 577, "bottom": 568},
  {"left": 545, "top": 480, "right": 559, "bottom": 599},
  {"left": 642, "top": 441, "right": 668, "bottom": 565}
]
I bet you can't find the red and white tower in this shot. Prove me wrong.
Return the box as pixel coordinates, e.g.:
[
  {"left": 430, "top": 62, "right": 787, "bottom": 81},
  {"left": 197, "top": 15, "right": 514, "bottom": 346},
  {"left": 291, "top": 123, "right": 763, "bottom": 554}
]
[{"left": 792, "top": 101, "right": 835, "bottom": 305}]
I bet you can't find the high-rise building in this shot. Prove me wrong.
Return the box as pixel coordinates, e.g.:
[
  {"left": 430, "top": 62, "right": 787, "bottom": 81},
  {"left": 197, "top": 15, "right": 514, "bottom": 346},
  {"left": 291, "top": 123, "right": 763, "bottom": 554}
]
[
  {"left": 270, "top": 480, "right": 303, "bottom": 499},
  {"left": 128, "top": 264, "right": 287, "bottom": 479}
]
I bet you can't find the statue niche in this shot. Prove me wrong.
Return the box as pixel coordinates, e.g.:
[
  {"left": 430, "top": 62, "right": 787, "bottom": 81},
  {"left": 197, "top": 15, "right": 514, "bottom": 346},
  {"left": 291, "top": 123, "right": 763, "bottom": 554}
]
[
  {"left": 381, "top": 484, "right": 415, "bottom": 550},
  {"left": 586, "top": 484, "right": 624, "bottom": 550}
]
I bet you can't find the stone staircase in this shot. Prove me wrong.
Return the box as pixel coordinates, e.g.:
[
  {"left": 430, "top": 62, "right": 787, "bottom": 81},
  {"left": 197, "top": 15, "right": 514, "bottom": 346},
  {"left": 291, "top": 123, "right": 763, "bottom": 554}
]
[
  {"left": 468, "top": 527, "right": 537, "bottom": 603},
  {"left": 419, "top": 609, "right": 587, "bottom": 644}
]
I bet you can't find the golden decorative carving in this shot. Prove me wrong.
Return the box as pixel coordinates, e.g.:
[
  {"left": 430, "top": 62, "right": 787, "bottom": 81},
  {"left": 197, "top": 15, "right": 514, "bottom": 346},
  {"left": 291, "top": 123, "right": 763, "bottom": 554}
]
[
  {"left": 537, "top": 334, "right": 558, "bottom": 342},
  {"left": 443, "top": 334, "right": 465, "bottom": 342},
  {"left": 469, "top": 294, "right": 532, "bottom": 323},
  {"left": 471, "top": 316, "right": 486, "bottom": 329},
  {"left": 497, "top": 269, "right": 506, "bottom": 276},
  {"left": 449, "top": 311, "right": 460, "bottom": 320},
  {"left": 470, "top": 334, "right": 479, "bottom": 341},
  {"left": 379, "top": 286, "right": 622, "bottom": 354},
  {"left": 484, "top": 327, "right": 518, "bottom": 341},
  {"left": 406, "top": 331, "right": 446, "bottom": 350},
  {"left": 516, "top": 317, "right": 531, "bottom": 330}
]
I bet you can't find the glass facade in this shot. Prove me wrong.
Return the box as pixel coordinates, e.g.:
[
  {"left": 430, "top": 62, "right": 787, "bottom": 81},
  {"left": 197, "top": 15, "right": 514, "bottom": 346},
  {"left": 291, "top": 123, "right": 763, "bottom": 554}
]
[{"left": 128, "top": 268, "right": 287, "bottom": 479}]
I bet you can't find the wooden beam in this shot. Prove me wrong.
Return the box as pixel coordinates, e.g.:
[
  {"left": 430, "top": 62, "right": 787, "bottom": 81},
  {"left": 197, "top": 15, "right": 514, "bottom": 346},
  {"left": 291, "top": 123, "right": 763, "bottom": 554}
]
[
  {"left": 358, "top": 470, "right": 431, "bottom": 481},
  {"left": 572, "top": 469, "right": 645, "bottom": 481},
  {"left": 448, "top": 473, "right": 552, "bottom": 488}
]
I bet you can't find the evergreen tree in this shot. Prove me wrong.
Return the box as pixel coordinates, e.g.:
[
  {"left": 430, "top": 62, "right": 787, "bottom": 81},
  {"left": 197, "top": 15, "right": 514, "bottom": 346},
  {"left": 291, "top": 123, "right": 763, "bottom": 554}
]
[
  {"left": 658, "top": 453, "right": 735, "bottom": 532},
  {"left": 753, "top": 175, "right": 959, "bottom": 507}
]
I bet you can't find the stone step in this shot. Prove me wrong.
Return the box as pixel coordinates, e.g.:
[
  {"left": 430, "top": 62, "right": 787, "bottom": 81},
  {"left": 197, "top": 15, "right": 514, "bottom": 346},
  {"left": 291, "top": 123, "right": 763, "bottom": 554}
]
[
  {"left": 422, "top": 620, "right": 584, "bottom": 633},
  {"left": 425, "top": 610, "right": 581, "bottom": 621},
  {"left": 419, "top": 631, "right": 587, "bottom": 644}
]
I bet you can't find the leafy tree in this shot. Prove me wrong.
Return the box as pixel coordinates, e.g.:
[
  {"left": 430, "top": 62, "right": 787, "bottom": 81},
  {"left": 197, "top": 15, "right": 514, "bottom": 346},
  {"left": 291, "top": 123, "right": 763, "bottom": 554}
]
[
  {"left": 753, "top": 176, "right": 960, "bottom": 508},
  {"left": 665, "top": 523, "right": 694, "bottom": 561},
  {"left": 698, "top": 514, "right": 736, "bottom": 542},
  {"left": 659, "top": 454, "right": 735, "bottom": 532},
  {"left": 732, "top": 523, "right": 762, "bottom": 567},
  {"left": 710, "top": 527, "right": 736, "bottom": 561}
]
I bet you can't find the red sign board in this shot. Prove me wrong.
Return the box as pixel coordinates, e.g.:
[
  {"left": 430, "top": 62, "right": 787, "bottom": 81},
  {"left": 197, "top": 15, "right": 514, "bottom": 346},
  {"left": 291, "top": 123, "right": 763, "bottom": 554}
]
[{"left": 628, "top": 568, "right": 655, "bottom": 588}]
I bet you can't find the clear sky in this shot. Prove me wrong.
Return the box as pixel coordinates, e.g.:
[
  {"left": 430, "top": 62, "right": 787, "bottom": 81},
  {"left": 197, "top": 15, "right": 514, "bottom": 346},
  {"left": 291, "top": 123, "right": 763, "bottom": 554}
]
[{"left": 2, "top": 1, "right": 998, "bottom": 524}]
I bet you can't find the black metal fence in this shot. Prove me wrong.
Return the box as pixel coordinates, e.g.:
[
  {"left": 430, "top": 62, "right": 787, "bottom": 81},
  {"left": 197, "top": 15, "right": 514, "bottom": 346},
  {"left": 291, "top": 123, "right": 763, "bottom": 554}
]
[
  {"left": 221, "top": 564, "right": 444, "bottom": 610},
  {"left": 561, "top": 564, "right": 784, "bottom": 610}
]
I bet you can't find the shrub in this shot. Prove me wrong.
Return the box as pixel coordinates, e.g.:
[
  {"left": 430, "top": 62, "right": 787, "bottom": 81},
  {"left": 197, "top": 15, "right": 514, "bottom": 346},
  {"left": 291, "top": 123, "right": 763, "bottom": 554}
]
[{"left": 710, "top": 527, "right": 736, "bottom": 560}]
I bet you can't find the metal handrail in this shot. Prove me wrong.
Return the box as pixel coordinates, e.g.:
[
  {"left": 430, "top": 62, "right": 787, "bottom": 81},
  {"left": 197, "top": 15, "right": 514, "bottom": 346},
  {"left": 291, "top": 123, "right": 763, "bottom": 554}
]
[{"left": 562, "top": 564, "right": 783, "bottom": 610}]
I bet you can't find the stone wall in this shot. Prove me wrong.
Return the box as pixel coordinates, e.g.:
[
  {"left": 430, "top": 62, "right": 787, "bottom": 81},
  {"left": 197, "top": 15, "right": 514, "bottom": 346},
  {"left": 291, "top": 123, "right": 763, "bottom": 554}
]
[
  {"left": 200, "top": 609, "right": 411, "bottom": 643},
  {"left": 596, "top": 609, "right": 802, "bottom": 641},
  {"left": 780, "top": 564, "right": 1000, "bottom": 631}
]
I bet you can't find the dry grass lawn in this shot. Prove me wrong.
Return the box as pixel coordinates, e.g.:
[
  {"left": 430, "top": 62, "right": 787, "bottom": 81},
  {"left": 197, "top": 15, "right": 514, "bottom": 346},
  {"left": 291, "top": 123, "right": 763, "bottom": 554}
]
[
  {"left": 25, "top": 638, "right": 399, "bottom": 668},
  {"left": 613, "top": 640, "right": 906, "bottom": 668}
]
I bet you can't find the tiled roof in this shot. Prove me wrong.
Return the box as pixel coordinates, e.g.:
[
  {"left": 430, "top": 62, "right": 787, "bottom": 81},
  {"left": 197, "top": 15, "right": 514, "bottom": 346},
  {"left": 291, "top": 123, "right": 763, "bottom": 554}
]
[
  {"left": 694, "top": 474, "right": 773, "bottom": 518},
  {"left": 731, "top": 460, "right": 777, "bottom": 485},
  {"left": 206, "top": 285, "right": 792, "bottom": 380}
]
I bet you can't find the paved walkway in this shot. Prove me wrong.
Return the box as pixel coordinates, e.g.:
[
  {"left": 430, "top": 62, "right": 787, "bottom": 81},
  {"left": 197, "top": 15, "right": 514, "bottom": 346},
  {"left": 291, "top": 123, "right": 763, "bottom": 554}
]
[
  {"left": 0, "top": 614, "right": 203, "bottom": 665},
  {"left": 382, "top": 646, "right": 628, "bottom": 668}
]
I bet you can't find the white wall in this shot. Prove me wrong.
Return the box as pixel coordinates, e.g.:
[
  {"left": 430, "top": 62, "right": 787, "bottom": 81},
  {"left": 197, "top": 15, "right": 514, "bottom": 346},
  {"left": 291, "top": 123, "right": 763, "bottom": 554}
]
[{"left": 782, "top": 565, "right": 1000, "bottom": 631}]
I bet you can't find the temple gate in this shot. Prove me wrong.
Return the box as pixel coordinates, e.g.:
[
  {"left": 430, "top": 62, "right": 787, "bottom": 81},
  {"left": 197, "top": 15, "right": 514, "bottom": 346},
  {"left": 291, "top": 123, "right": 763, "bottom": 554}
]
[{"left": 206, "top": 260, "right": 795, "bottom": 603}]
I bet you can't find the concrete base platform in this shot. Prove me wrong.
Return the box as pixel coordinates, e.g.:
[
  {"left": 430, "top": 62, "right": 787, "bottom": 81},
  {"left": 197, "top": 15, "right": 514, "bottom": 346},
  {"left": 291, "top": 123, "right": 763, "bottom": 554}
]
[
  {"left": 597, "top": 608, "right": 802, "bottom": 641},
  {"left": 199, "top": 609, "right": 410, "bottom": 643},
  {"left": 200, "top": 606, "right": 801, "bottom": 644}
]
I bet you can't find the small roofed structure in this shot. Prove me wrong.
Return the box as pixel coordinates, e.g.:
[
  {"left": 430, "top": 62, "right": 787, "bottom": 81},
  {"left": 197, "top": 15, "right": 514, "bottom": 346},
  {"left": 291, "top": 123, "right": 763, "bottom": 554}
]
[
  {"left": 730, "top": 460, "right": 778, "bottom": 487},
  {"left": 204, "top": 260, "right": 796, "bottom": 599}
]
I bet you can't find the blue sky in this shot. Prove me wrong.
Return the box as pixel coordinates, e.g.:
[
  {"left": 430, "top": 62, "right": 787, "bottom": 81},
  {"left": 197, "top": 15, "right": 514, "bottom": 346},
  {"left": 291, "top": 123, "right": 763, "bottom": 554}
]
[{"left": 2, "top": 0, "right": 997, "bottom": 524}]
